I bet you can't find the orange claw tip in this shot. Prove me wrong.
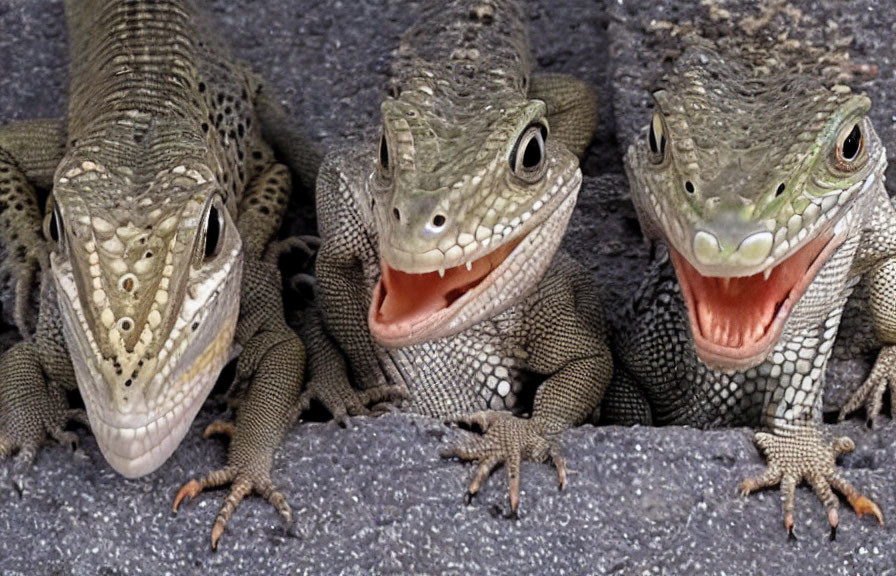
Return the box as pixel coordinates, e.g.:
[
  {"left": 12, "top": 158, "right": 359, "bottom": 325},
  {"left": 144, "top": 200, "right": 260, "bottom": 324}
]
[
  {"left": 172, "top": 480, "right": 202, "bottom": 513},
  {"left": 849, "top": 495, "right": 884, "bottom": 526}
]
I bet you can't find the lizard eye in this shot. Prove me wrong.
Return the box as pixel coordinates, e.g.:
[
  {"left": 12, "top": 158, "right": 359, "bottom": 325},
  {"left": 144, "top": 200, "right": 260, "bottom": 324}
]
[
  {"left": 648, "top": 111, "right": 667, "bottom": 164},
  {"left": 378, "top": 133, "right": 391, "bottom": 176},
  {"left": 834, "top": 123, "right": 865, "bottom": 171},
  {"left": 202, "top": 199, "right": 225, "bottom": 262},
  {"left": 45, "top": 202, "right": 65, "bottom": 249},
  {"left": 510, "top": 123, "right": 547, "bottom": 182}
]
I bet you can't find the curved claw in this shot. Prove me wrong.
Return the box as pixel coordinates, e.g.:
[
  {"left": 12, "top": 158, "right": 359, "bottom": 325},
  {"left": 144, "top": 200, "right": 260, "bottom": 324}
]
[{"left": 172, "top": 479, "right": 203, "bottom": 513}]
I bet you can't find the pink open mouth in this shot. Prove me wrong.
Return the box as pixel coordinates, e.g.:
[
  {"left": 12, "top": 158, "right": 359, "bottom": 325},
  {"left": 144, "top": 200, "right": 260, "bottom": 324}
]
[
  {"left": 368, "top": 238, "right": 522, "bottom": 346},
  {"left": 670, "top": 231, "right": 841, "bottom": 371}
]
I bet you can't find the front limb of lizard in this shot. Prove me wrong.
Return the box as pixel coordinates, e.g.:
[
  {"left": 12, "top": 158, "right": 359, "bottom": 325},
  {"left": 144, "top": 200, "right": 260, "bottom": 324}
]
[
  {"left": 300, "top": 151, "right": 409, "bottom": 419},
  {"left": 0, "top": 119, "right": 65, "bottom": 336},
  {"left": 172, "top": 162, "right": 306, "bottom": 550},
  {"left": 0, "top": 275, "right": 86, "bottom": 472},
  {"left": 839, "top": 194, "right": 896, "bottom": 423},
  {"left": 0, "top": 119, "right": 87, "bottom": 470},
  {"left": 741, "top": 367, "right": 883, "bottom": 538},
  {"left": 443, "top": 261, "right": 612, "bottom": 515}
]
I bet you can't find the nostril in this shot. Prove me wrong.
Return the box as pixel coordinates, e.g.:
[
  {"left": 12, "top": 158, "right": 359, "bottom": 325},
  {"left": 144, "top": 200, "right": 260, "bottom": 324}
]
[
  {"left": 432, "top": 214, "right": 446, "bottom": 228},
  {"left": 393, "top": 208, "right": 401, "bottom": 221}
]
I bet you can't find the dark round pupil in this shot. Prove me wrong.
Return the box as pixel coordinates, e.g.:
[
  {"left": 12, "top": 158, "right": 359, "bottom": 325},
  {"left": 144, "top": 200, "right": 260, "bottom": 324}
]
[
  {"left": 49, "top": 208, "right": 61, "bottom": 242},
  {"left": 522, "top": 135, "right": 542, "bottom": 169},
  {"left": 204, "top": 206, "right": 221, "bottom": 259},
  {"left": 842, "top": 124, "right": 861, "bottom": 160},
  {"left": 379, "top": 135, "right": 389, "bottom": 170}
]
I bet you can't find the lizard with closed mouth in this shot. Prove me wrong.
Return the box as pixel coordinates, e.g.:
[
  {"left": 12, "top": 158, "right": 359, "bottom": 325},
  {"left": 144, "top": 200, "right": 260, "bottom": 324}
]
[
  {"left": 0, "top": 0, "right": 317, "bottom": 549},
  {"left": 607, "top": 7, "right": 894, "bottom": 538},
  {"left": 304, "top": 0, "right": 609, "bottom": 514}
]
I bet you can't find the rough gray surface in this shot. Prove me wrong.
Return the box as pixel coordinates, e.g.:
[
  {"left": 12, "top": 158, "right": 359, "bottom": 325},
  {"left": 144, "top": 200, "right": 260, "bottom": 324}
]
[{"left": 0, "top": 1, "right": 894, "bottom": 575}]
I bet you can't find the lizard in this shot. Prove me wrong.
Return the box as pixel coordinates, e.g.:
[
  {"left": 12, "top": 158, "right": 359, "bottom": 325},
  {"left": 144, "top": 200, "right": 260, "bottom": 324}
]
[
  {"left": 605, "top": 7, "right": 895, "bottom": 539},
  {"left": 0, "top": 0, "right": 317, "bottom": 549},
  {"left": 302, "top": 0, "right": 610, "bottom": 515}
]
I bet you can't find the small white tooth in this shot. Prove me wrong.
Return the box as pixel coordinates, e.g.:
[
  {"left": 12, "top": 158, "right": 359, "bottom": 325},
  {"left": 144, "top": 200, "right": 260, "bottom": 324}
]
[
  {"left": 438, "top": 267, "right": 445, "bottom": 278},
  {"left": 465, "top": 262, "right": 472, "bottom": 271},
  {"left": 763, "top": 268, "right": 773, "bottom": 281}
]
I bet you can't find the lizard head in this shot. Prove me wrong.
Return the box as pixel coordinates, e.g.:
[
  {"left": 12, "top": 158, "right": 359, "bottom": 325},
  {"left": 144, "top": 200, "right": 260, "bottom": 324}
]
[
  {"left": 366, "top": 81, "right": 582, "bottom": 347},
  {"left": 47, "top": 158, "right": 242, "bottom": 477},
  {"left": 626, "top": 44, "right": 886, "bottom": 371}
]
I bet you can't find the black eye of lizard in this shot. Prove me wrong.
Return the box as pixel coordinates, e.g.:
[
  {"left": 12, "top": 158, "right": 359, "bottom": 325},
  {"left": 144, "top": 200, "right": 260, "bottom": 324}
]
[
  {"left": 204, "top": 203, "right": 225, "bottom": 261},
  {"left": 648, "top": 111, "right": 667, "bottom": 163},
  {"left": 379, "top": 133, "right": 390, "bottom": 172},
  {"left": 840, "top": 124, "right": 862, "bottom": 162},
  {"left": 49, "top": 205, "right": 62, "bottom": 243},
  {"left": 510, "top": 123, "right": 547, "bottom": 182}
]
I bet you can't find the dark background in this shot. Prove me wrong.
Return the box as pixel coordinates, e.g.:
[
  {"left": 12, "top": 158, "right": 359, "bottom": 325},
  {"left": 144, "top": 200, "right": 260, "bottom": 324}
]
[{"left": 0, "top": 1, "right": 893, "bottom": 574}]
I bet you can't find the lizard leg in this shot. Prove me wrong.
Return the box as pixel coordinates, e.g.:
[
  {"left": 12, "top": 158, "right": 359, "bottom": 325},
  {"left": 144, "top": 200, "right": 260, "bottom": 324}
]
[
  {"left": 528, "top": 73, "right": 598, "bottom": 159},
  {"left": 0, "top": 342, "right": 80, "bottom": 472},
  {"left": 839, "top": 345, "right": 896, "bottom": 424},
  {"left": 441, "top": 262, "right": 612, "bottom": 514},
  {"left": 738, "top": 429, "right": 883, "bottom": 539},
  {"left": 0, "top": 120, "right": 66, "bottom": 336},
  {"left": 172, "top": 162, "right": 306, "bottom": 550},
  {"left": 442, "top": 411, "right": 566, "bottom": 516},
  {"left": 0, "top": 274, "right": 80, "bottom": 473},
  {"left": 298, "top": 309, "right": 408, "bottom": 425},
  {"left": 840, "top": 258, "right": 896, "bottom": 423},
  {"left": 172, "top": 288, "right": 305, "bottom": 550}
]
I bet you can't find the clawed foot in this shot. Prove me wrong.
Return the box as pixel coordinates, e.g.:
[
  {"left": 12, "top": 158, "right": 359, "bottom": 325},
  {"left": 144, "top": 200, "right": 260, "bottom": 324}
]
[
  {"left": 739, "top": 428, "right": 884, "bottom": 540},
  {"left": 839, "top": 345, "right": 896, "bottom": 426},
  {"left": 297, "top": 375, "right": 407, "bottom": 426},
  {"left": 441, "top": 411, "right": 565, "bottom": 516},
  {"left": 172, "top": 420, "right": 291, "bottom": 550},
  {"left": 0, "top": 408, "right": 87, "bottom": 476}
]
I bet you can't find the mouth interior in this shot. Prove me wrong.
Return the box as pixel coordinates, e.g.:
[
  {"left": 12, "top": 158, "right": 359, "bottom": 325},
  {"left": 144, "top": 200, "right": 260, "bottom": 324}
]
[
  {"left": 374, "top": 238, "right": 521, "bottom": 328},
  {"left": 671, "top": 233, "right": 831, "bottom": 350}
]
